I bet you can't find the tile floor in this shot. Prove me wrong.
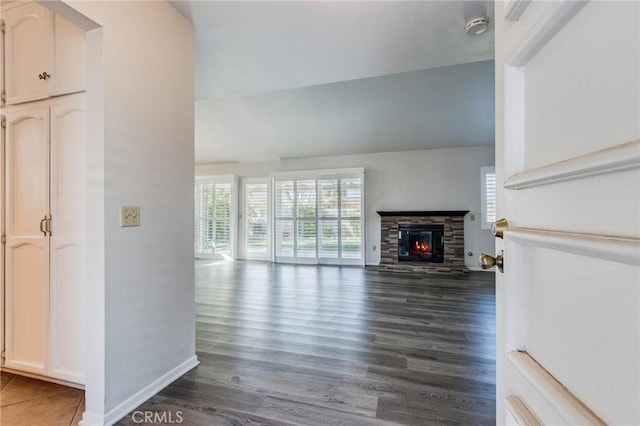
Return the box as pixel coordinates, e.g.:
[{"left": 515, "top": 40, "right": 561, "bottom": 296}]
[{"left": 0, "top": 371, "right": 84, "bottom": 426}]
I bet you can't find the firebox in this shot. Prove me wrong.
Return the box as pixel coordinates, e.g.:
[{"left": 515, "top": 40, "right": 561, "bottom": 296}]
[{"left": 398, "top": 224, "right": 444, "bottom": 263}]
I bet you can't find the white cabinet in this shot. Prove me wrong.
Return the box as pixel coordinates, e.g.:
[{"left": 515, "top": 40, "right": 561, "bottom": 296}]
[
  {"left": 3, "top": 94, "right": 86, "bottom": 384},
  {"left": 2, "top": 2, "right": 86, "bottom": 105}
]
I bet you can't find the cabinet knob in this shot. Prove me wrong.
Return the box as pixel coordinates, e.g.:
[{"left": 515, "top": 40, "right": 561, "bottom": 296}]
[{"left": 38, "top": 72, "right": 50, "bottom": 80}]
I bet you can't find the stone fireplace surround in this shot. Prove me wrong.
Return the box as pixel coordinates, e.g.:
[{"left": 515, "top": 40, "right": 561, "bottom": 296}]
[{"left": 377, "top": 211, "right": 469, "bottom": 275}]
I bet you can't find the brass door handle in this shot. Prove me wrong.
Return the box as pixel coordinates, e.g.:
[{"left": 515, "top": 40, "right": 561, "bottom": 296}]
[
  {"left": 492, "top": 218, "right": 509, "bottom": 239},
  {"left": 40, "top": 216, "right": 47, "bottom": 236},
  {"left": 38, "top": 72, "right": 50, "bottom": 80},
  {"left": 479, "top": 250, "right": 504, "bottom": 273}
]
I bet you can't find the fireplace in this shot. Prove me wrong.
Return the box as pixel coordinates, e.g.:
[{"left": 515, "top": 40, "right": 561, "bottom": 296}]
[
  {"left": 377, "top": 211, "right": 468, "bottom": 275},
  {"left": 398, "top": 224, "right": 444, "bottom": 263}
]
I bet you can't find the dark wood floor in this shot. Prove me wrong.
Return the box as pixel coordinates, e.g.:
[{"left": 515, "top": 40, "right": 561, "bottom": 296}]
[{"left": 119, "top": 260, "right": 496, "bottom": 425}]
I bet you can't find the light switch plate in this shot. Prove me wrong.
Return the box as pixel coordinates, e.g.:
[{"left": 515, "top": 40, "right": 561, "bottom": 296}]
[{"left": 120, "top": 206, "right": 140, "bottom": 227}]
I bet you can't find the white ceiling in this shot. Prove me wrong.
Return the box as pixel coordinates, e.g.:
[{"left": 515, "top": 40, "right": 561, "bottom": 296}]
[{"left": 168, "top": 1, "right": 496, "bottom": 164}]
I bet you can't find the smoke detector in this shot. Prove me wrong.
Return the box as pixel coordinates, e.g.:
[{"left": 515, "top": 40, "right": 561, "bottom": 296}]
[{"left": 465, "top": 17, "right": 489, "bottom": 35}]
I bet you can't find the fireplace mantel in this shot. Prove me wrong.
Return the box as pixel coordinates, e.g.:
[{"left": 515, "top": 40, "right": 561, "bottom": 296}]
[{"left": 377, "top": 210, "right": 469, "bottom": 217}]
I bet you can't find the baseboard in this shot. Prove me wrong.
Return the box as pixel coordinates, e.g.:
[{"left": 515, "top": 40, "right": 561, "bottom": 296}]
[
  {"left": 79, "top": 355, "right": 199, "bottom": 426},
  {"left": 0, "top": 367, "right": 84, "bottom": 390}
]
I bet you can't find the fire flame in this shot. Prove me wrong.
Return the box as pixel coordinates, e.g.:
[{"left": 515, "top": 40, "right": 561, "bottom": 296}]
[{"left": 414, "top": 241, "right": 429, "bottom": 254}]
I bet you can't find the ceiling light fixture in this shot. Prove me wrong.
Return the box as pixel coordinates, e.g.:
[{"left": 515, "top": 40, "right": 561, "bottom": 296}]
[{"left": 465, "top": 17, "right": 489, "bottom": 35}]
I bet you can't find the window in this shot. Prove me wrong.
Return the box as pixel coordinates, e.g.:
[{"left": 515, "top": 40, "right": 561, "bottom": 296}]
[
  {"left": 481, "top": 166, "right": 496, "bottom": 230},
  {"left": 274, "top": 169, "right": 364, "bottom": 265},
  {"left": 244, "top": 179, "right": 270, "bottom": 259},
  {"left": 195, "top": 177, "right": 232, "bottom": 258}
]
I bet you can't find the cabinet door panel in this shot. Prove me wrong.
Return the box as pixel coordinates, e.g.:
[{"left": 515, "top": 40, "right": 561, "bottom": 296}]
[
  {"left": 50, "top": 242, "right": 85, "bottom": 381},
  {"left": 50, "top": 14, "right": 87, "bottom": 96},
  {"left": 51, "top": 97, "right": 86, "bottom": 238},
  {"left": 50, "top": 95, "right": 86, "bottom": 383},
  {"left": 4, "top": 104, "right": 51, "bottom": 376},
  {"left": 5, "top": 107, "right": 50, "bottom": 237},
  {"left": 4, "top": 241, "right": 49, "bottom": 373},
  {"left": 4, "top": 3, "right": 50, "bottom": 104}
]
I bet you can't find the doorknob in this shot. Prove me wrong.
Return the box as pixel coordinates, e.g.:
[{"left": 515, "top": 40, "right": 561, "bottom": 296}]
[
  {"left": 479, "top": 250, "right": 504, "bottom": 273},
  {"left": 491, "top": 218, "right": 509, "bottom": 239}
]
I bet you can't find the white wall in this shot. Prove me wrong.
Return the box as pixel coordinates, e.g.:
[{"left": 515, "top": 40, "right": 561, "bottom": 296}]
[
  {"left": 56, "top": 2, "right": 196, "bottom": 424},
  {"left": 197, "top": 145, "right": 495, "bottom": 269}
]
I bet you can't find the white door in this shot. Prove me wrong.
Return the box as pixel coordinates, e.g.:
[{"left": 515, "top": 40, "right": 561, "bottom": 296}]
[
  {"left": 242, "top": 178, "right": 271, "bottom": 260},
  {"left": 49, "top": 94, "right": 86, "bottom": 382},
  {"left": 494, "top": 1, "right": 639, "bottom": 425},
  {"left": 4, "top": 104, "right": 50, "bottom": 374},
  {"left": 50, "top": 14, "right": 87, "bottom": 97},
  {"left": 3, "top": 2, "right": 50, "bottom": 104}
]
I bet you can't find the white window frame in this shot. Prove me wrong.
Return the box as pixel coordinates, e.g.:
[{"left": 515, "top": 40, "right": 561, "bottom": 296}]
[
  {"left": 240, "top": 177, "right": 271, "bottom": 261},
  {"left": 481, "top": 166, "right": 496, "bottom": 230},
  {"left": 272, "top": 168, "right": 365, "bottom": 266},
  {"left": 195, "top": 174, "right": 238, "bottom": 259}
]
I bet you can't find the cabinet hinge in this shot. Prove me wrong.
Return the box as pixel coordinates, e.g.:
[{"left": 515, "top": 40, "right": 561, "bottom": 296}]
[
  {"left": 1, "top": 350, "right": 5, "bottom": 362},
  {"left": 1, "top": 234, "right": 5, "bottom": 245},
  {"left": 1, "top": 92, "right": 5, "bottom": 108},
  {"left": 0, "top": 20, "right": 5, "bottom": 34},
  {"left": 1, "top": 115, "right": 5, "bottom": 129}
]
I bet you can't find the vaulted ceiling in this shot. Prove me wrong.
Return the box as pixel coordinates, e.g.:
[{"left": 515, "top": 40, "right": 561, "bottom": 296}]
[{"left": 169, "top": 1, "right": 496, "bottom": 164}]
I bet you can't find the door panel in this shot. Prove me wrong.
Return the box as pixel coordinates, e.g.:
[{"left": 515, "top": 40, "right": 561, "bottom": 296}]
[
  {"left": 50, "top": 95, "right": 86, "bottom": 382},
  {"left": 5, "top": 241, "right": 49, "bottom": 372},
  {"left": 523, "top": 245, "right": 639, "bottom": 422},
  {"left": 50, "top": 14, "right": 87, "bottom": 97},
  {"left": 4, "top": 3, "right": 50, "bottom": 104},
  {"left": 6, "top": 108, "right": 50, "bottom": 237},
  {"left": 50, "top": 97, "right": 86, "bottom": 238},
  {"left": 50, "top": 242, "right": 85, "bottom": 380},
  {"left": 496, "top": 1, "right": 640, "bottom": 424},
  {"left": 523, "top": 1, "right": 639, "bottom": 170},
  {"left": 243, "top": 179, "right": 271, "bottom": 260},
  {"left": 4, "top": 104, "right": 50, "bottom": 374}
]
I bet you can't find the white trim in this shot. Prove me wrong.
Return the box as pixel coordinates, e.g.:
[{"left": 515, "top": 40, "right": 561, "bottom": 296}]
[
  {"left": 272, "top": 167, "right": 365, "bottom": 179},
  {"left": 0, "top": 366, "right": 84, "bottom": 389},
  {"left": 195, "top": 174, "right": 234, "bottom": 183},
  {"left": 505, "top": 228, "right": 640, "bottom": 267},
  {"left": 505, "top": 1, "right": 589, "bottom": 67},
  {"left": 80, "top": 356, "right": 199, "bottom": 426},
  {"left": 505, "top": 395, "right": 542, "bottom": 426},
  {"left": 504, "top": 0, "right": 532, "bottom": 22},
  {"left": 505, "top": 140, "right": 640, "bottom": 190},
  {"left": 507, "top": 351, "right": 605, "bottom": 425}
]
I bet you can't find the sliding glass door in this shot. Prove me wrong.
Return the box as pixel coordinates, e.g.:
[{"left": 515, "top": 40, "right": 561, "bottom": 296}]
[
  {"left": 274, "top": 170, "right": 364, "bottom": 265},
  {"left": 243, "top": 178, "right": 271, "bottom": 260},
  {"left": 195, "top": 177, "right": 233, "bottom": 258}
]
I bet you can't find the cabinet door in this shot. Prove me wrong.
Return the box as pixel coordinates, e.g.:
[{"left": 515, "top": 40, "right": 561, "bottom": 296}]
[
  {"left": 49, "top": 95, "right": 86, "bottom": 383},
  {"left": 3, "top": 3, "right": 51, "bottom": 104},
  {"left": 50, "top": 14, "right": 87, "bottom": 97},
  {"left": 4, "top": 105, "right": 51, "bottom": 374}
]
